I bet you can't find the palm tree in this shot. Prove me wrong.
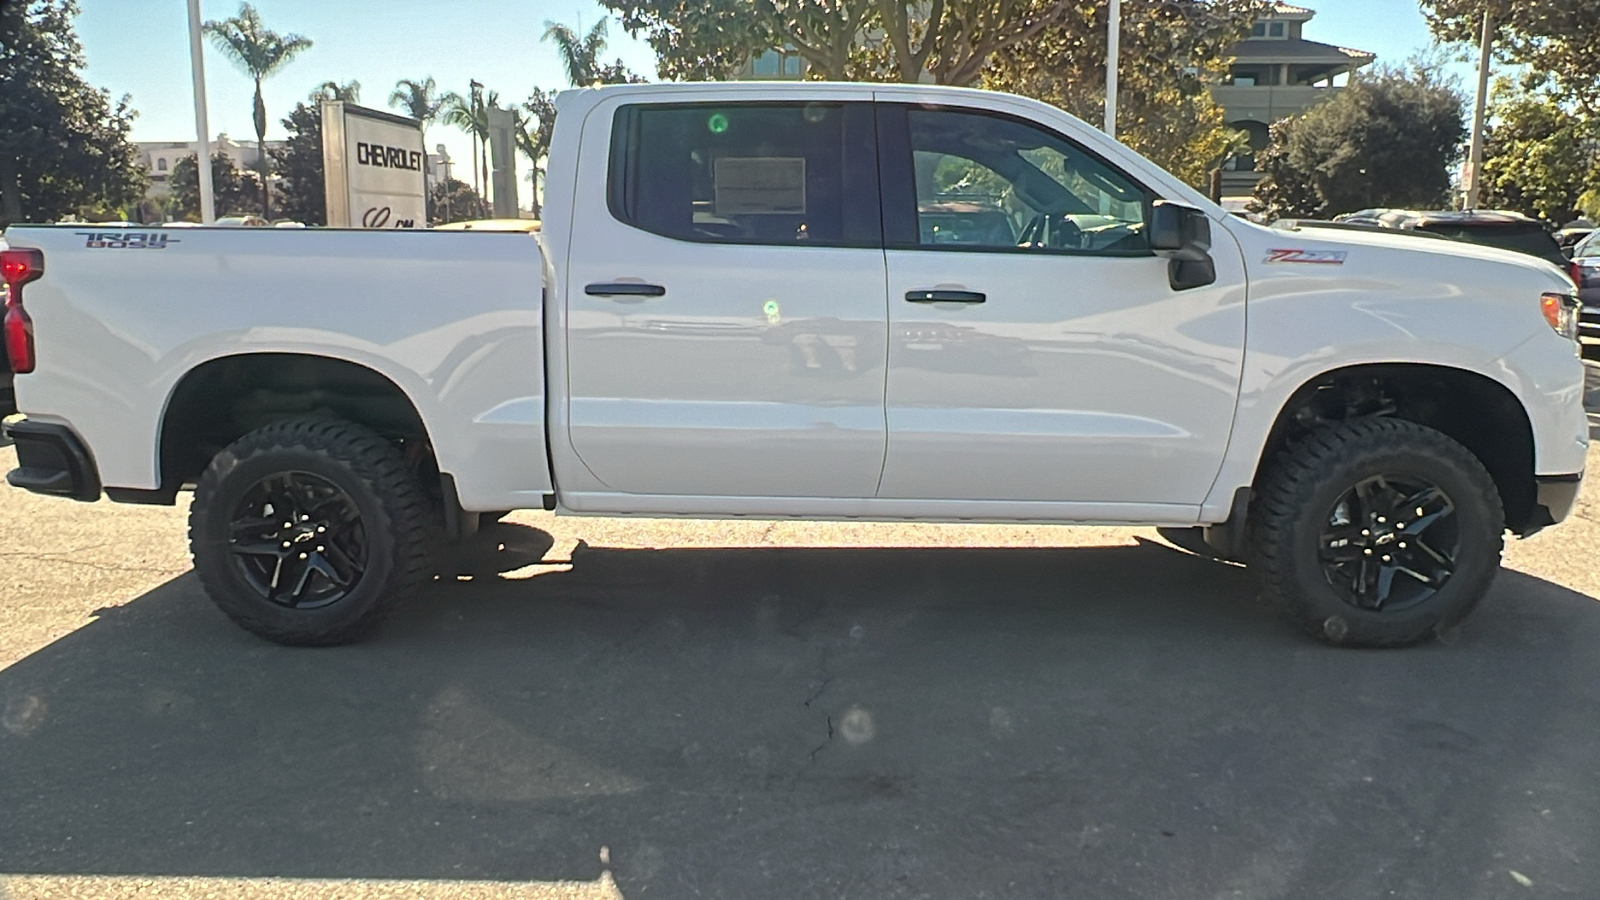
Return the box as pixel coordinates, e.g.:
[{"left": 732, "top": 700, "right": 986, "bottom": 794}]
[
  {"left": 389, "top": 77, "right": 442, "bottom": 127},
  {"left": 309, "top": 80, "right": 361, "bottom": 103},
  {"left": 542, "top": 19, "right": 608, "bottom": 87},
  {"left": 519, "top": 89, "right": 557, "bottom": 218},
  {"left": 203, "top": 3, "right": 312, "bottom": 219},
  {"left": 440, "top": 88, "right": 499, "bottom": 216}
]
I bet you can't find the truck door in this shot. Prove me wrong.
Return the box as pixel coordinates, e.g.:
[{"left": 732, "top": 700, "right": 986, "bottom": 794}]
[
  {"left": 874, "top": 102, "right": 1247, "bottom": 508},
  {"left": 563, "top": 97, "right": 888, "bottom": 498}
]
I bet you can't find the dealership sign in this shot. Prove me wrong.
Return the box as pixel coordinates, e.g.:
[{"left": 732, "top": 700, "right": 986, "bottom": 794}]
[{"left": 321, "top": 101, "right": 426, "bottom": 229}]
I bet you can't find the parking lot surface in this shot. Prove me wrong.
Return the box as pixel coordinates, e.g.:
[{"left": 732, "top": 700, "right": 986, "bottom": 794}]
[{"left": 3, "top": 371, "right": 1600, "bottom": 900}]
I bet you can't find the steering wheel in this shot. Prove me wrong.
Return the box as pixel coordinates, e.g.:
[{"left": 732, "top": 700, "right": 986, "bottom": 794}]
[{"left": 1019, "top": 213, "right": 1083, "bottom": 251}]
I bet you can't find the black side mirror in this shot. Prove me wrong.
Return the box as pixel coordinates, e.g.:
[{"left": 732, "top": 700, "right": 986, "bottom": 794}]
[{"left": 1149, "top": 200, "right": 1216, "bottom": 290}]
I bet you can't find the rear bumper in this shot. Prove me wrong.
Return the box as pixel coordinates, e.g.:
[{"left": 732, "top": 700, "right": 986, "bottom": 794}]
[
  {"left": 4, "top": 419, "right": 101, "bottom": 501},
  {"left": 1524, "top": 474, "right": 1583, "bottom": 536}
]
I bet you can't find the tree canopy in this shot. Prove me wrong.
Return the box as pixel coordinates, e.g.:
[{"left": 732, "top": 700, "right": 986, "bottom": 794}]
[
  {"left": 985, "top": 0, "right": 1261, "bottom": 187},
  {"left": 543, "top": 19, "right": 644, "bottom": 86},
  {"left": 170, "top": 151, "right": 263, "bottom": 221},
  {"left": 269, "top": 100, "right": 326, "bottom": 225},
  {"left": 0, "top": 0, "right": 146, "bottom": 225},
  {"left": 601, "top": 0, "right": 1080, "bottom": 83},
  {"left": 390, "top": 77, "right": 442, "bottom": 126},
  {"left": 1479, "top": 76, "right": 1600, "bottom": 223},
  {"left": 1251, "top": 61, "right": 1467, "bottom": 219},
  {"left": 1419, "top": 0, "right": 1600, "bottom": 112}
]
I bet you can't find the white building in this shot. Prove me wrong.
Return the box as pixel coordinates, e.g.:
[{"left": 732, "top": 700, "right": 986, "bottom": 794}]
[{"left": 136, "top": 135, "right": 284, "bottom": 199}]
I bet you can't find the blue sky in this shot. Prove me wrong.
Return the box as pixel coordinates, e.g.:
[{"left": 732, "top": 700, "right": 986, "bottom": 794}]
[{"left": 77, "top": 0, "right": 1470, "bottom": 178}]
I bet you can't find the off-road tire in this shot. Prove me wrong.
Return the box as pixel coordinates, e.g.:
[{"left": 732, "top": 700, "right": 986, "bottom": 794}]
[
  {"left": 189, "top": 418, "right": 437, "bottom": 646},
  {"left": 1250, "top": 418, "right": 1504, "bottom": 648}
]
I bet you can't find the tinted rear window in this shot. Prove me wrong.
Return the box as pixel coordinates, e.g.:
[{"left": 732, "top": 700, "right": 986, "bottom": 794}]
[
  {"left": 1417, "top": 223, "right": 1565, "bottom": 266},
  {"left": 607, "top": 102, "right": 880, "bottom": 248}
]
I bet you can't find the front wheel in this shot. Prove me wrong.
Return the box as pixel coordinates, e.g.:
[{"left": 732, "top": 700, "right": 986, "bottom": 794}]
[
  {"left": 189, "top": 418, "right": 437, "bottom": 646},
  {"left": 1250, "top": 418, "right": 1504, "bottom": 648}
]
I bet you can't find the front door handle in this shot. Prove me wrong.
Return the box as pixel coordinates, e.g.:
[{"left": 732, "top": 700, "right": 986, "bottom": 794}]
[
  {"left": 906, "top": 289, "right": 985, "bottom": 304},
  {"left": 586, "top": 282, "right": 666, "bottom": 297}
]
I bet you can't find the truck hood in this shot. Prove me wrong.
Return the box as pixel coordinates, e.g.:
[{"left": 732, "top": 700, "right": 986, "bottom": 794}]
[{"left": 1246, "top": 219, "right": 1574, "bottom": 291}]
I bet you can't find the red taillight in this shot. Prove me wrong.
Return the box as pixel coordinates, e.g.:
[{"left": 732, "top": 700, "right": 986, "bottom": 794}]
[
  {"left": 0, "top": 248, "right": 42, "bottom": 288},
  {"left": 3, "top": 304, "right": 32, "bottom": 373},
  {"left": 1573, "top": 261, "right": 1583, "bottom": 286},
  {"left": 0, "top": 248, "right": 42, "bottom": 373}
]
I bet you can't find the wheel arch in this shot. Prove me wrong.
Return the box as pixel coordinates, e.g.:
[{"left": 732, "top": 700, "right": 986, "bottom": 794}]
[
  {"left": 149, "top": 352, "right": 438, "bottom": 502},
  {"left": 1250, "top": 362, "right": 1538, "bottom": 533}
]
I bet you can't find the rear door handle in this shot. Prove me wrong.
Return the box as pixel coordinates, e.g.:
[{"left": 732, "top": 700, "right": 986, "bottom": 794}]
[
  {"left": 906, "top": 290, "right": 985, "bottom": 304},
  {"left": 586, "top": 282, "right": 666, "bottom": 297}
]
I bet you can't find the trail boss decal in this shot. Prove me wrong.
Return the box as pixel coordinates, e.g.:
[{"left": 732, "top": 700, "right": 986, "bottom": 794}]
[
  {"left": 1266, "top": 248, "right": 1347, "bottom": 265},
  {"left": 76, "top": 232, "right": 180, "bottom": 250}
]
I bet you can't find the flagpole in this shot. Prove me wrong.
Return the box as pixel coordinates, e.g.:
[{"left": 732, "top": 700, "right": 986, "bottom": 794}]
[
  {"left": 1105, "top": 0, "right": 1121, "bottom": 138},
  {"left": 187, "top": 0, "right": 215, "bottom": 223}
]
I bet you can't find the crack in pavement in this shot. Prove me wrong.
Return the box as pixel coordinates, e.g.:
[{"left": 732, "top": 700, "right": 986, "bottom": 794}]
[
  {"left": 802, "top": 675, "right": 834, "bottom": 708},
  {"left": 807, "top": 715, "right": 834, "bottom": 764}
]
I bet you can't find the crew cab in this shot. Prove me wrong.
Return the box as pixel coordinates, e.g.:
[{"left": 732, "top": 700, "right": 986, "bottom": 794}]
[{"left": 0, "top": 82, "right": 1587, "bottom": 648}]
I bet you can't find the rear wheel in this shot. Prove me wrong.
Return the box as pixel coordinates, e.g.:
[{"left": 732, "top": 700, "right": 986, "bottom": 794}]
[
  {"left": 189, "top": 418, "right": 437, "bottom": 646},
  {"left": 1250, "top": 418, "right": 1504, "bottom": 647}
]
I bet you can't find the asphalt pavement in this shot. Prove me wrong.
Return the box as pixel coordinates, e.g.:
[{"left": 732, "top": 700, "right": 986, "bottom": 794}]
[{"left": 3, "top": 372, "right": 1600, "bottom": 900}]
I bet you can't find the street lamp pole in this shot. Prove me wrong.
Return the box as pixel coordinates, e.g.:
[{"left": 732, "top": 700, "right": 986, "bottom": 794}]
[
  {"left": 1105, "top": 0, "right": 1121, "bottom": 138},
  {"left": 1463, "top": 10, "right": 1494, "bottom": 210},
  {"left": 186, "top": 0, "right": 215, "bottom": 223}
]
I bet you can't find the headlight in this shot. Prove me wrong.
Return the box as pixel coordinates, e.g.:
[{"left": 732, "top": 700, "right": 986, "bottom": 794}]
[{"left": 1541, "top": 292, "right": 1580, "bottom": 341}]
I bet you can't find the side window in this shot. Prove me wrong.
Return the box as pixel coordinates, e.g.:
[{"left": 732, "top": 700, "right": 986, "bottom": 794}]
[
  {"left": 902, "top": 107, "right": 1151, "bottom": 255},
  {"left": 609, "top": 102, "right": 880, "bottom": 247}
]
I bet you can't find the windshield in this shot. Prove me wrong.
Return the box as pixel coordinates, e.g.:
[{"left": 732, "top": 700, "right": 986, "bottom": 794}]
[{"left": 1576, "top": 230, "right": 1600, "bottom": 260}]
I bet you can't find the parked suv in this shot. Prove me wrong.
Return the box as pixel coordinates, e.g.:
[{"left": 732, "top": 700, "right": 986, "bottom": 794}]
[{"left": 1335, "top": 209, "right": 1568, "bottom": 270}]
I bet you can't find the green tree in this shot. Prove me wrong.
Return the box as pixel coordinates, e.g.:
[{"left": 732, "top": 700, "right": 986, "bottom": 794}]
[
  {"left": 1251, "top": 61, "right": 1467, "bottom": 219},
  {"left": 309, "top": 79, "right": 360, "bottom": 103},
  {"left": 1419, "top": 0, "right": 1600, "bottom": 112},
  {"left": 519, "top": 89, "right": 557, "bottom": 217},
  {"left": 985, "top": 0, "right": 1262, "bottom": 188},
  {"left": 602, "top": 0, "right": 1077, "bottom": 84},
  {"left": 428, "top": 177, "right": 483, "bottom": 225},
  {"left": 542, "top": 19, "right": 644, "bottom": 86},
  {"left": 0, "top": 0, "right": 146, "bottom": 225},
  {"left": 203, "top": 2, "right": 313, "bottom": 219},
  {"left": 270, "top": 100, "right": 326, "bottom": 225},
  {"left": 389, "top": 77, "right": 443, "bottom": 126},
  {"left": 1479, "top": 76, "right": 1600, "bottom": 223},
  {"left": 440, "top": 87, "right": 499, "bottom": 208},
  {"left": 170, "top": 151, "right": 262, "bottom": 220}
]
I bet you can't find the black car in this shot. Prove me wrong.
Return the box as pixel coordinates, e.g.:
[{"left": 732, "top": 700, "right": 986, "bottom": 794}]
[{"left": 1333, "top": 209, "right": 1569, "bottom": 270}]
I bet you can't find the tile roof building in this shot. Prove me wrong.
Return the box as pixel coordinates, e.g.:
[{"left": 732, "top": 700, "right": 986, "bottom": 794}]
[{"left": 1214, "top": 2, "right": 1376, "bottom": 196}]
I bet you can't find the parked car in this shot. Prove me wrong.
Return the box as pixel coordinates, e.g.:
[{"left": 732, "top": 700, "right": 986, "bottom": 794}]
[
  {"left": 1334, "top": 209, "right": 1569, "bottom": 270},
  {"left": 0, "top": 81, "right": 1586, "bottom": 649},
  {"left": 1570, "top": 230, "right": 1600, "bottom": 355},
  {"left": 1556, "top": 219, "right": 1595, "bottom": 257}
]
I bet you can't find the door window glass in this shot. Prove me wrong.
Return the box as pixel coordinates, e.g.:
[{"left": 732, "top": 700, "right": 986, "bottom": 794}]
[
  {"left": 905, "top": 108, "right": 1150, "bottom": 255},
  {"left": 609, "top": 102, "right": 879, "bottom": 247}
]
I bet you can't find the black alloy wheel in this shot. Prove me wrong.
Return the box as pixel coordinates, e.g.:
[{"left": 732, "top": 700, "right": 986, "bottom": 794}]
[
  {"left": 190, "top": 418, "right": 437, "bottom": 646},
  {"left": 1319, "top": 474, "right": 1460, "bottom": 612},
  {"left": 229, "top": 471, "right": 368, "bottom": 610},
  {"left": 1250, "top": 417, "right": 1503, "bottom": 648}
]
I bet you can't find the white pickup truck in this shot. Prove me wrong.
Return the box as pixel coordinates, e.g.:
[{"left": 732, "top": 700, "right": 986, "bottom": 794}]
[{"left": 0, "top": 82, "right": 1586, "bottom": 648}]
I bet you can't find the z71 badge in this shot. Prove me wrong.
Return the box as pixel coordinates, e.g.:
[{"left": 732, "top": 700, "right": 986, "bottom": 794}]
[
  {"left": 76, "top": 231, "right": 180, "bottom": 250},
  {"left": 1265, "top": 248, "right": 1347, "bottom": 265}
]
